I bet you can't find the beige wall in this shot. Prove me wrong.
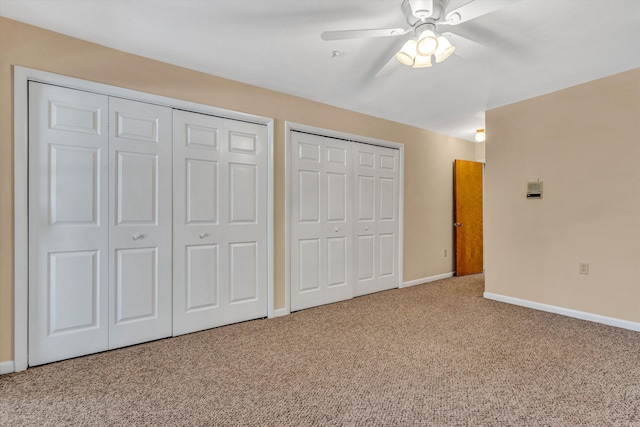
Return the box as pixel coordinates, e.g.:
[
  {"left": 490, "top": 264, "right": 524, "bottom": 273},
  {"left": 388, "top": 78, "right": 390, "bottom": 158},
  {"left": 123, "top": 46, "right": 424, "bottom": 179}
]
[
  {"left": 0, "top": 17, "right": 475, "bottom": 363},
  {"left": 485, "top": 68, "right": 640, "bottom": 323}
]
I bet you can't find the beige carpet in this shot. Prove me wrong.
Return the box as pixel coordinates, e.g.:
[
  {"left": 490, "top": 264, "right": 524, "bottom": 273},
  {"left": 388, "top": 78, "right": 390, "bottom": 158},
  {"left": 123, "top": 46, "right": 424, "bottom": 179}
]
[{"left": 1, "top": 274, "right": 639, "bottom": 426}]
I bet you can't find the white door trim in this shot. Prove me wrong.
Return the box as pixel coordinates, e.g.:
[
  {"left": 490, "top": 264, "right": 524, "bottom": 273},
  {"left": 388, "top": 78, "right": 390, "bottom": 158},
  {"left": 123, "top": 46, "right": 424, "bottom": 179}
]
[
  {"left": 13, "top": 66, "right": 275, "bottom": 372},
  {"left": 284, "top": 121, "right": 404, "bottom": 314}
]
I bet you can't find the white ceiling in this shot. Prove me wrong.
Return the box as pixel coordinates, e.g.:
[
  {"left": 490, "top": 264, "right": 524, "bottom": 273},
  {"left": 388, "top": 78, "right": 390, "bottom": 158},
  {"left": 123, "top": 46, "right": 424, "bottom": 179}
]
[{"left": 1, "top": 0, "right": 639, "bottom": 141}]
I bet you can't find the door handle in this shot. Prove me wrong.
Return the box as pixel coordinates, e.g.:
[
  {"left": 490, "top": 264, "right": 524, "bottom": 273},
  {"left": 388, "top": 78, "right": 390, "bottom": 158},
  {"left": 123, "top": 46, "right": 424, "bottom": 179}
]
[
  {"left": 334, "top": 228, "right": 339, "bottom": 232},
  {"left": 132, "top": 234, "right": 144, "bottom": 240},
  {"left": 199, "top": 233, "right": 207, "bottom": 239},
  {"left": 453, "top": 223, "right": 463, "bottom": 228}
]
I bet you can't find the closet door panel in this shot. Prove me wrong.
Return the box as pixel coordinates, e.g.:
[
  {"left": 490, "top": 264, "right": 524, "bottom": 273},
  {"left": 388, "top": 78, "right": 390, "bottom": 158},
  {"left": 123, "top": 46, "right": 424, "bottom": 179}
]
[
  {"left": 219, "top": 119, "right": 268, "bottom": 325},
  {"left": 353, "top": 144, "right": 400, "bottom": 296},
  {"left": 108, "top": 97, "right": 172, "bottom": 349},
  {"left": 290, "top": 132, "right": 352, "bottom": 311},
  {"left": 173, "top": 111, "right": 268, "bottom": 334},
  {"left": 28, "top": 82, "right": 109, "bottom": 366}
]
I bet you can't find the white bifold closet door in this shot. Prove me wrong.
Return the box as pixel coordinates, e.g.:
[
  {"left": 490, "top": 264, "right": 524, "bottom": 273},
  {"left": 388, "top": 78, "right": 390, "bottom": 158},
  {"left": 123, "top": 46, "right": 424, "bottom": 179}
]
[
  {"left": 28, "top": 83, "right": 172, "bottom": 366},
  {"left": 290, "top": 132, "right": 353, "bottom": 311},
  {"left": 172, "top": 110, "right": 268, "bottom": 335},
  {"left": 353, "top": 144, "right": 400, "bottom": 296},
  {"left": 107, "top": 97, "right": 172, "bottom": 348}
]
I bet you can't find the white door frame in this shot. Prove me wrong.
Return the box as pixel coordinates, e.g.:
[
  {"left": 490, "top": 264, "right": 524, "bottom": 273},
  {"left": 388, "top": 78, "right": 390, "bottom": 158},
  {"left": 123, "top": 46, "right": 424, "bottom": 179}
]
[
  {"left": 284, "top": 121, "right": 404, "bottom": 315},
  {"left": 13, "top": 66, "right": 275, "bottom": 372}
]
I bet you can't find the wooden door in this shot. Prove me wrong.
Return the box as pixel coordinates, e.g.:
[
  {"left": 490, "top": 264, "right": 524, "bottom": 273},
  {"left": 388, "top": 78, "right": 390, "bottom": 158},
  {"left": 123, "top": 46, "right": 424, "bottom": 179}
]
[
  {"left": 454, "top": 159, "right": 483, "bottom": 276},
  {"left": 28, "top": 82, "right": 110, "bottom": 366},
  {"left": 107, "top": 97, "right": 173, "bottom": 349},
  {"left": 290, "top": 131, "right": 352, "bottom": 311}
]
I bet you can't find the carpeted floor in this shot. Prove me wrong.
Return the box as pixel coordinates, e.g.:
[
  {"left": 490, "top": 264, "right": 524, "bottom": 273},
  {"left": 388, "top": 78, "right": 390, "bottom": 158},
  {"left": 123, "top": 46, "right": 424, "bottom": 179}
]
[{"left": 1, "top": 274, "right": 639, "bottom": 426}]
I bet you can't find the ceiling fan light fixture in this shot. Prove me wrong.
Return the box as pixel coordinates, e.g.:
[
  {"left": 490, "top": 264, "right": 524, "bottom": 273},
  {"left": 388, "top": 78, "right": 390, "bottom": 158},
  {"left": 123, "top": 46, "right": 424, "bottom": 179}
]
[
  {"left": 434, "top": 36, "right": 455, "bottom": 63},
  {"left": 416, "top": 30, "right": 438, "bottom": 56},
  {"left": 413, "top": 54, "right": 432, "bottom": 68},
  {"left": 396, "top": 39, "right": 417, "bottom": 66}
]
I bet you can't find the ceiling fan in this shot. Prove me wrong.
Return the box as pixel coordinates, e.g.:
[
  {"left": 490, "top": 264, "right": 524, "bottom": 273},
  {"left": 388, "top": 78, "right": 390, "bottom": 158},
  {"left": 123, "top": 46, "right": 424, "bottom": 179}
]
[{"left": 321, "top": 0, "right": 517, "bottom": 72}]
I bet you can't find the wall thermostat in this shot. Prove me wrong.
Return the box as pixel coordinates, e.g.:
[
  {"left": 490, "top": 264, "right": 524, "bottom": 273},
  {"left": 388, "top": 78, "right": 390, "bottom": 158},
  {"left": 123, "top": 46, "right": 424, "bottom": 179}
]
[{"left": 527, "top": 180, "right": 543, "bottom": 199}]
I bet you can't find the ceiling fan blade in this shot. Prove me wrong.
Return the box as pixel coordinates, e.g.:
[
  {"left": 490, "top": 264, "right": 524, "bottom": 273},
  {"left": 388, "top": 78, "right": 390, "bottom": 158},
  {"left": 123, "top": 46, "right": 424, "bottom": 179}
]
[
  {"left": 442, "top": 31, "right": 489, "bottom": 62},
  {"left": 444, "top": 0, "right": 520, "bottom": 25},
  {"left": 321, "top": 28, "right": 410, "bottom": 41}
]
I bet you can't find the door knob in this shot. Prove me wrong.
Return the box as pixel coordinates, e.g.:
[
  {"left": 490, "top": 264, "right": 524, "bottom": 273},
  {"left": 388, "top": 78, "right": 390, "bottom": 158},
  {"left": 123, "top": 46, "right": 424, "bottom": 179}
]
[
  {"left": 453, "top": 223, "right": 463, "bottom": 228},
  {"left": 132, "top": 234, "right": 144, "bottom": 240},
  {"left": 334, "top": 228, "right": 339, "bottom": 232},
  {"left": 199, "top": 233, "right": 207, "bottom": 239},
  {"left": 364, "top": 227, "right": 369, "bottom": 231}
]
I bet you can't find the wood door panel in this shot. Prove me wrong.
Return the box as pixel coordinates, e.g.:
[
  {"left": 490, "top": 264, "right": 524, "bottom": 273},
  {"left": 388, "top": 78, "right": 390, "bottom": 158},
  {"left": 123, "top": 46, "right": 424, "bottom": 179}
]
[{"left": 454, "top": 159, "right": 484, "bottom": 276}]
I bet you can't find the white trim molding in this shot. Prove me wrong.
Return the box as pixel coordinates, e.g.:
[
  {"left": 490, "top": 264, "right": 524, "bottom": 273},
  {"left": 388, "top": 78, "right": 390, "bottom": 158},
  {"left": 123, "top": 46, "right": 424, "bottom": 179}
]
[
  {"left": 403, "top": 272, "right": 455, "bottom": 288},
  {"left": 273, "top": 308, "right": 289, "bottom": 318},
  {"left": 0, "top": 361, "right": 14, "bottom": 375},
  {"left": 484, "top": 292, "right": 640, "bottom": 332}
]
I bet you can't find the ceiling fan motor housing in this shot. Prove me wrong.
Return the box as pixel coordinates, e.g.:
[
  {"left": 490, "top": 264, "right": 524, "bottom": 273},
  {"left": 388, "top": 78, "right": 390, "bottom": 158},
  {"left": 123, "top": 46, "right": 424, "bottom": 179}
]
[{"left": 403, "top": 0, "right": 447, "bottom": 25}]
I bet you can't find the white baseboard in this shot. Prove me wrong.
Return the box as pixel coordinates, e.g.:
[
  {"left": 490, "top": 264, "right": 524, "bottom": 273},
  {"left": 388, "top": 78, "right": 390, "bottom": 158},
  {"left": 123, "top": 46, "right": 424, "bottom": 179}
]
[
  {"left": 484, "top": 292, "right": 640, "bottom": 332},
  {"left": 273, "top": 308, "right": 289, "bottom": 317},
  {"left": 0, "top": 360, "right": 14, "bottom": 375},
  {"left": 403, "top": 272, "right": 455, "bottom": 288}
]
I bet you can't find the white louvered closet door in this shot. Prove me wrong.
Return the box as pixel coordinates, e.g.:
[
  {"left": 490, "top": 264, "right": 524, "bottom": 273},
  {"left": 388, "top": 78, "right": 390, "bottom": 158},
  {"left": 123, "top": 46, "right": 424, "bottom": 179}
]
[
  {"left": 172, "top": 110, "right": 268, "bottom": 335},
  {"left": 290, "top": 132, "right": 353, "bottom": 311}
]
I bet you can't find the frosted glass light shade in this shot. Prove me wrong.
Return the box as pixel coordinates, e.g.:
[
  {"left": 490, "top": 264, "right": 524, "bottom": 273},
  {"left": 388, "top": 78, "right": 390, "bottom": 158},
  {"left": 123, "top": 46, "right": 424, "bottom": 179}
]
[
  {"left": 475, "top": 129, "right": 486, "bottom": 142},
  {"left": 396, "top": 39, "right": 417, "bottom": 66},
  {"left": 416, "top": 30, "right": 438, "bottom": 56},
  {"left": 434, "top": 36, "right": 455, "bottom": 63},
  {"left": 413, "top": 54, "right": 432, "bottom": 68}
]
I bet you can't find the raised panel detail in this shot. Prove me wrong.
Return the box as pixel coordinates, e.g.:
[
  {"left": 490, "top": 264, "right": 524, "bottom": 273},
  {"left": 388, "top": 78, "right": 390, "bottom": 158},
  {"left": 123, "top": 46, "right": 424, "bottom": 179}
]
[
  {"left": 186, "top": 124, "right": 219, "bottom": 150},
  {"left": 186, "top": 159, "right": 218, "bottom": 224},
  {"left": 229, "top": 163, "right": 257, "bottom": 223},
  {"left": 327, "top": 237, "right": 346, "bottom": 287},
  {"left": 229, "top": 242, "right": 258, "bottom": 303},
  {"left": 299, "top": 239, "right": 320, "bottom": 292},
  {"left": 379, "top": 177, "right": 395, "bottom": 221},
  {"left": 298, "top": 142, "right": 320, "bottom": 161},
  {"left": 358, "top": 235, "right": 374, "bottom": 281},
  {"left": 116, "top": 112, "right": 159, "bottom": 143},
  {"left": 359, "top": 152, "right": 374, "bottom": 168},
  {"left": 117, "top": 152, "right": 157, "bottom": 224},
  {"left": 358, "top": 176, "right": 375, "bottom": 221},
  {"left": 379, "top": 234, "right": 395, "bottom": 277},
  {"left": 327, "top": 172, "right": 346, "bottom": 222},
  {"left": 229, "top": 131, "right": 257, "bottom": 154},
  {"left": 186, "top": 245, "right": 218, "bottom": 311},
  {"left": 48, "top": 251, "right": 99, "bottom": 335},
  {"left": 50, "top": 101, "right": 101, "bottom": 135},
  {"left": 299, "top": 170, "right": 320, "bottom": 223},
  {"left": 327, "top": 147, "right": 346, "bottom": 165},
  {"left": 115, "top": 248, "right": 157, "bottom": 324},
  {"left": 50, "top": 145, "right": 99, "bottom": 225},
  {"left": 380, "top": 154, "right": 395, "bottom": 171}
]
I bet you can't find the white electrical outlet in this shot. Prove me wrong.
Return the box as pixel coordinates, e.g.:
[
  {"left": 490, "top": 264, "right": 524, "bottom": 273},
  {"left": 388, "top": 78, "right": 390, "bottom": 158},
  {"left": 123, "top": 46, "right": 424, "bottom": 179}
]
[{"left": 579, "top": 262, "right": 590, "bottom": 275}]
